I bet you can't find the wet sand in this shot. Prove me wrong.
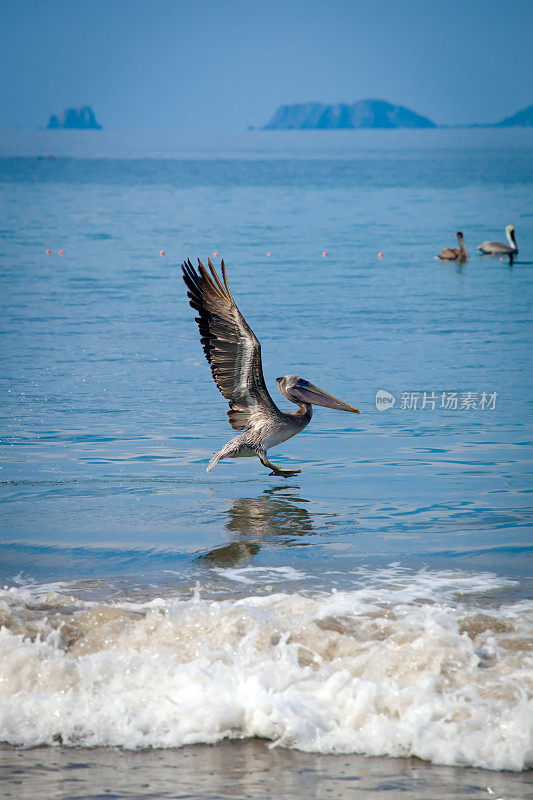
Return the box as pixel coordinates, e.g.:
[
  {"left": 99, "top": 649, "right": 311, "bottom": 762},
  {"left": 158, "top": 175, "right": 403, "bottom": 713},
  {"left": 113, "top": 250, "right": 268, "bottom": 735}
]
[{"left": 1, "top": 741, "right": 530, "bottom": 800}]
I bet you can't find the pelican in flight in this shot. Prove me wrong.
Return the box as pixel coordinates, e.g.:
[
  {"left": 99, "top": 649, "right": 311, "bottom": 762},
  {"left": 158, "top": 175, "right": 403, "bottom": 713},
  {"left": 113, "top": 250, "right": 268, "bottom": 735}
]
[
  {"left": 437, "top": 231, "right": 469, "bottom": 261},
  {"left": 182, "top": 258, "right": 359, "bottom": 477},
  {"left": 477, "top": 225, "right": 518, "bottom": 264}
]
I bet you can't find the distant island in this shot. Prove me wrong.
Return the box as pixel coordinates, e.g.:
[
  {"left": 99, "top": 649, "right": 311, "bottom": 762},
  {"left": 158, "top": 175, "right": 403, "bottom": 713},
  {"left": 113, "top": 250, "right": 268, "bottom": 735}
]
[
  {"left": 263, "top": 99, "right": 436, "bottom": 129},
  {"left": 495, "top": 104, "right": 533, "bottom": 127},
  {"left": 47, "top": 106, "right": 102, "bottom": 129},
  {"left": 261, "top": 99, "right": 533, "bottom": 130}
]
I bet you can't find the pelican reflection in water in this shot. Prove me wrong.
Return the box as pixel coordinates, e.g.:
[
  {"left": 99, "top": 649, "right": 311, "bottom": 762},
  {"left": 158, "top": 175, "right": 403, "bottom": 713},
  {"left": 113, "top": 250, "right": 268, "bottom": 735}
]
[
  {"left": 182, "top": 259, "right": 359, "bottom": 476},
  {"left": 198, "top": 487, "right": 313, "bottom": 568}
]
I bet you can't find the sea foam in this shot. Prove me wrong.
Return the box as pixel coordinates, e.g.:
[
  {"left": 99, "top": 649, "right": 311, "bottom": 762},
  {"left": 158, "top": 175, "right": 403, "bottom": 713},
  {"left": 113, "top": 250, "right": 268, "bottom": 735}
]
[{"left": 0, "top": 569, "right": 531, "bottom": 771}]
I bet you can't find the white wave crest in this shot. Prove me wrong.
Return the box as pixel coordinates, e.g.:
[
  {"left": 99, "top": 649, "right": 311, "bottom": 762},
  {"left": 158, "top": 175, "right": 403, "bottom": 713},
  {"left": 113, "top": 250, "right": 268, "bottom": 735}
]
[{"left": 0, "top": 570, "right": 531, "bottom": 771}]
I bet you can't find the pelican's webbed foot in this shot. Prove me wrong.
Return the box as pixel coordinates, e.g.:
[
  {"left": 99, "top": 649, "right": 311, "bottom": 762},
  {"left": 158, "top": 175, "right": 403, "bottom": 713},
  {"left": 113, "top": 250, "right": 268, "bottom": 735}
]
[
  {"left": 258, "top": 452, "right": 301, "bottom": 478},
  {"left": 268, "top": 467, "right": 302, "bottom": 477}
]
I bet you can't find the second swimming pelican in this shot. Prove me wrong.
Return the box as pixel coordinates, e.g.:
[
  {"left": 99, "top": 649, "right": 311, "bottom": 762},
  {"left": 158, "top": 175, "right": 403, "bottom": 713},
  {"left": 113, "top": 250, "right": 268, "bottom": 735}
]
[
  {"left": 437, "top": 231, "right": 469, "bottom": 261},
  {"left": 477, "top": 225, "right": 518, "bottom": 264}
]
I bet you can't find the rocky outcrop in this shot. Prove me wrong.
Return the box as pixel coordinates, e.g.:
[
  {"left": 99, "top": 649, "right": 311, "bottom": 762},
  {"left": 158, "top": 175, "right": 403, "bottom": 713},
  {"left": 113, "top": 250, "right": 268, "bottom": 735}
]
[
  {"left": 495, "top": 104, "right": 533, "bottom": 127},
  {"left": 47, "top": 106, "right": 102, "bottom": 129},
  {"left": 263, "top": 99, "right": 436, "bottom": 129}
]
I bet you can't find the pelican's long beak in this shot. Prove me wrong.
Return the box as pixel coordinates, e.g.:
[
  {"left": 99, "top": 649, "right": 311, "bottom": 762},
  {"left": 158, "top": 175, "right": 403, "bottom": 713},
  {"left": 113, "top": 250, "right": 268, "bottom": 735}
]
[{"left": 294, "top": 379, "right": 360, "bottom": 413}]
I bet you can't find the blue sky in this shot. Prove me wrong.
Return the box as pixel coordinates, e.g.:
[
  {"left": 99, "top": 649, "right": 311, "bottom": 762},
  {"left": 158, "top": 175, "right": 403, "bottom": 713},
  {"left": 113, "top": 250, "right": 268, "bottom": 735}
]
[{"left": 1, "top": 0, "right": 532, "bottom": 129}]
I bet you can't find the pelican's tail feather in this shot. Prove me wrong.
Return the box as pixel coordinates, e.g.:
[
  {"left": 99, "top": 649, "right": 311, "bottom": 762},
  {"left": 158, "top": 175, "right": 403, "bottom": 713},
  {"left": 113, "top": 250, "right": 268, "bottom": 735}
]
[
  {"left": 206, "top": 438, "right": 244, "bottom": 472},
  {"left": 206, "top": 449, "right": 224, "bottom": 473}
]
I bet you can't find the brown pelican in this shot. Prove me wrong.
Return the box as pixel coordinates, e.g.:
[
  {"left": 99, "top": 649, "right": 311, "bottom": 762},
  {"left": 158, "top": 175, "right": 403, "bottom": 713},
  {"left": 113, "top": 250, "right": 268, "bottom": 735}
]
[
  {"left": 437, "top": 231, "right": 469, "bottom": 261},
  {"left": 477, "top": 225, "right": 518, "bottom": 264},
  {"left": 182, "top": 258, "right": 359, "bottom": 477}
]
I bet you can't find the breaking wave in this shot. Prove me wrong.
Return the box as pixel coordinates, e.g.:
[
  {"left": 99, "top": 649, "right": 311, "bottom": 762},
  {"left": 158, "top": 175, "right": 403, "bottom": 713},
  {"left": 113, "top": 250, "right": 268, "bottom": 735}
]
[{"left": 0, "top": 568, "right": 531, "bottom": 771}]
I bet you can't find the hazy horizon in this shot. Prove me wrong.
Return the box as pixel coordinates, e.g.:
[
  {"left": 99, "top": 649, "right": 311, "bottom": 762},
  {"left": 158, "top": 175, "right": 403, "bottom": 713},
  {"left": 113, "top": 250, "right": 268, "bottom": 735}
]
[{"left": 1, "top": 0, "right": 532, "bottom": 131}]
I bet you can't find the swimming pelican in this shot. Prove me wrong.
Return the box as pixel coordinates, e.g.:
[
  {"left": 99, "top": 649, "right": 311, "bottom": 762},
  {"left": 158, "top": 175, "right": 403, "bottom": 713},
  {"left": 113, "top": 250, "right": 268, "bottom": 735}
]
[
  {"left": 182, "top": 258, "right": 360, "bottom": 477},
  {"left": 477, "top": 225, "right": 518, "bottom": 264},
  {"left": 437, "top": 231, "right": 469, "bottom": 261}
]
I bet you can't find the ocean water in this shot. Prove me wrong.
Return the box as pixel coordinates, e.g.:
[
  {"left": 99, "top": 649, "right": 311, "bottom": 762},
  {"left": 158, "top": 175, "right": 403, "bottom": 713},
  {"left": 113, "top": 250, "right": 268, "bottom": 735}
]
[{"left": 0, "top": 128, "right": 532, "bottom": 798}]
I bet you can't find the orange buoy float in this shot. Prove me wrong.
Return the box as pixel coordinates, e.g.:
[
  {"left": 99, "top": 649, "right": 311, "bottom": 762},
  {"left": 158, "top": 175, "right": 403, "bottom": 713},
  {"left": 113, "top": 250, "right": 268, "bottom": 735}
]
[
  {"left": 45, "top": 249, "right": 51, "bottom": 255},
  {"left": 322, "top": 251, "right": 328, "bottom": 257},
  {"left": 378, "top": 252, "right": 383, "bottom": 258},
  {"left": 58, "top": 250, "right": 64, "bottom": 255},
  {"left": 267, "top": 252, "right": 272, "bottom": 256},
  {"left": 160, "top": 250, "right": 165, "bottom": 256},
  {"left": 213, "top": 251, "right": 219, "bottom": 257}
]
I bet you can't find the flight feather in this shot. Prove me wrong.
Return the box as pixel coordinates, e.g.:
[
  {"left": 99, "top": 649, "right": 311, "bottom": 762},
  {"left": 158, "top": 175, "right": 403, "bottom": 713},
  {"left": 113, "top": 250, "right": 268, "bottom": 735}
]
[{"left": 182, "top": 258, "right": 279, "bottom": 430}]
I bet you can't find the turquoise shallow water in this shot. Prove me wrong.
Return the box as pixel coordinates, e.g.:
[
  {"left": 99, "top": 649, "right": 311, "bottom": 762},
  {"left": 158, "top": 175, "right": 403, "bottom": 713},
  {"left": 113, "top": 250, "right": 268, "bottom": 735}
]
[{"left": 0, "top": 130, "right": 531, "bottom": 789}]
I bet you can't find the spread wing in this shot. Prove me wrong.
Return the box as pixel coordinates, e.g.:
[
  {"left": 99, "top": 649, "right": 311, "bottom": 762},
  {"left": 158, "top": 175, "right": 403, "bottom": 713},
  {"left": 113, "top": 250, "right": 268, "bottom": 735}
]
[{"left": 182, "top": 258, "right": 281, "bottom": 431}]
